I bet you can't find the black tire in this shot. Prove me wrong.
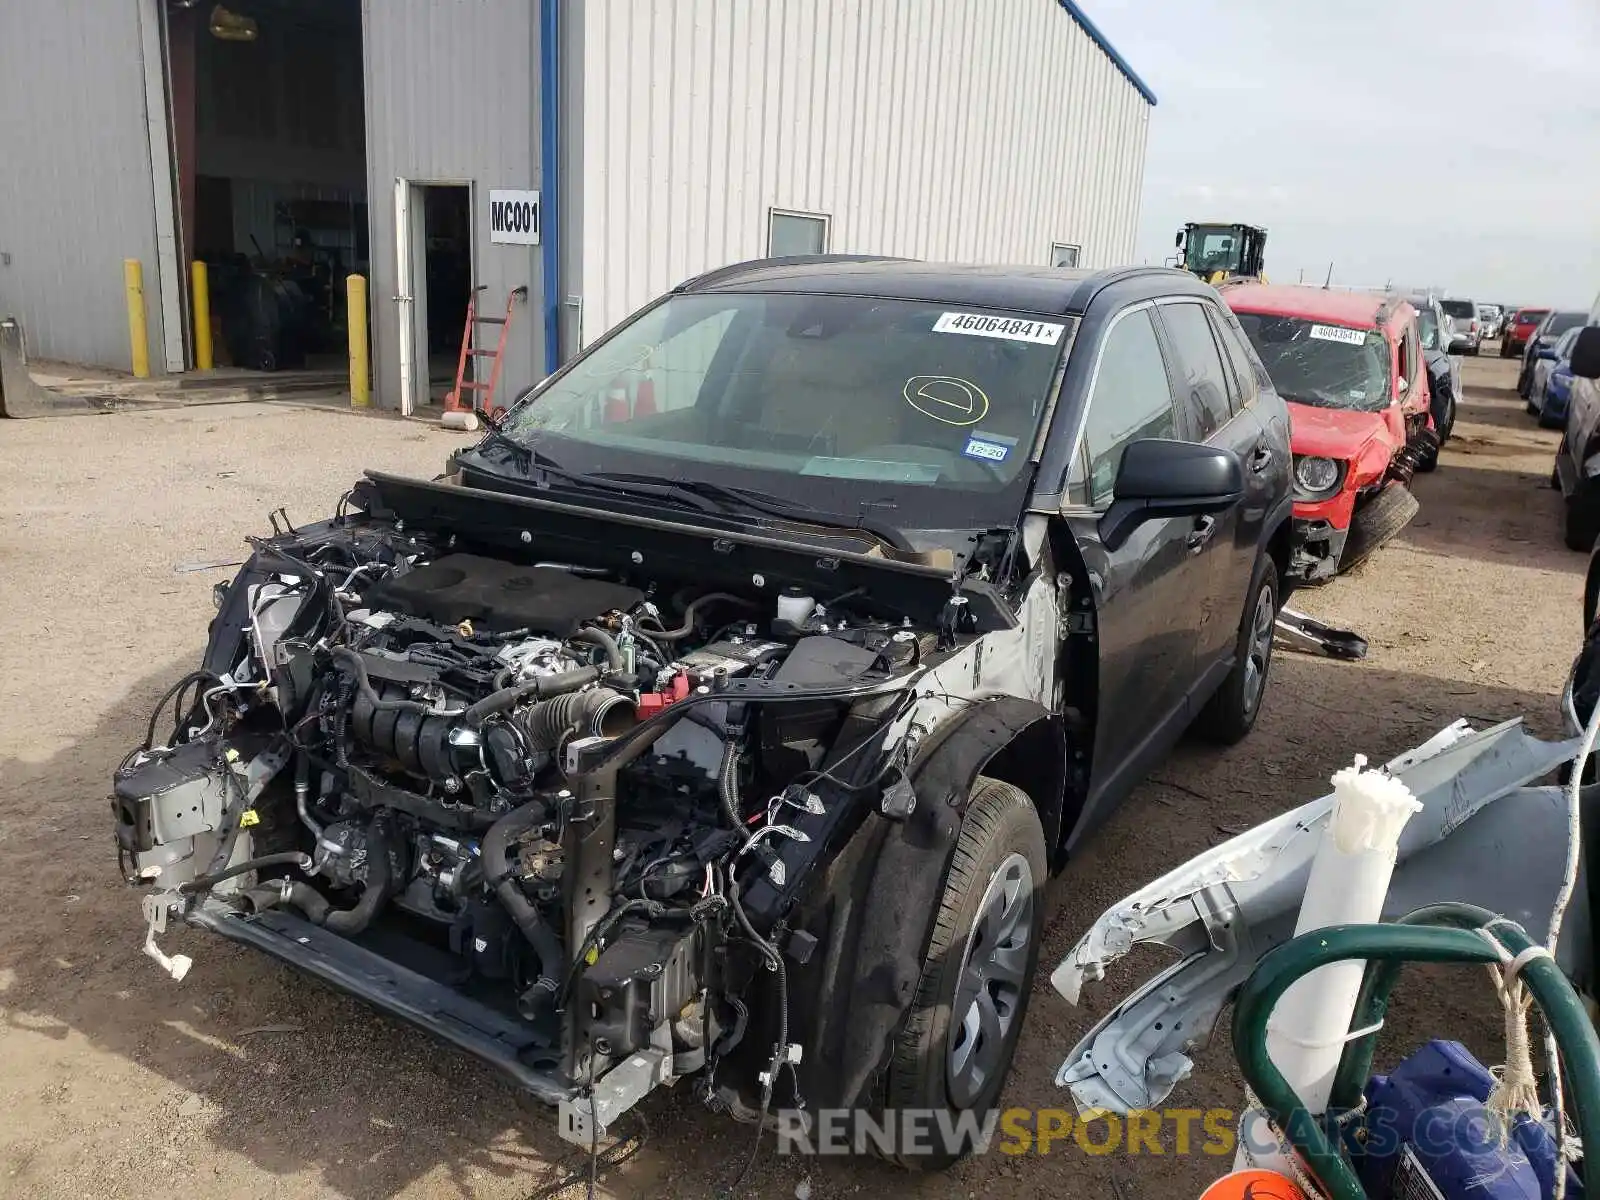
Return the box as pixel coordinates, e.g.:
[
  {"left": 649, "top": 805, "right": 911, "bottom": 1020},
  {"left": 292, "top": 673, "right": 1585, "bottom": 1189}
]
[
  {"left": 1466, "top": 345, "right": 1479, "bottom": 357},
  {"left": 1565, "top": 490, "right": 1600, "bottom": 553},
  {"left": 1341, "top": 483, "right": 1420, "bottom": 573},
  {"left": 1193, "top": 555, "right": 1279, "bottom": 745},
  {"left": 1434, "top": 393, "right": 1456, "bottom": 446},
  {"left": 883, "top": 776, "right": 1046, "bottom": 1169}
]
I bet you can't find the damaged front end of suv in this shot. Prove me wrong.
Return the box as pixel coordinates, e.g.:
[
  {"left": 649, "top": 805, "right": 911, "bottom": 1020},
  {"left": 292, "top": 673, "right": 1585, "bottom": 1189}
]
[{"left": 112, "top": 464, "right": 1055, "bottom": 1147}]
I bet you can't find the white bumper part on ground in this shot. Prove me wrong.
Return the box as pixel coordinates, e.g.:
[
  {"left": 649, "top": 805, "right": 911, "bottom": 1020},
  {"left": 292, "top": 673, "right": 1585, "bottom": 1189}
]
[{"left": 1050, "top": 718, "right": 1586, "bottom": 1115}]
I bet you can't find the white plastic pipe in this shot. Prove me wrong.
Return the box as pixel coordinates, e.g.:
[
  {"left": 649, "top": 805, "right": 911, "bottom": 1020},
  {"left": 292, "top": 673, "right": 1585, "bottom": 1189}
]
[{"left": 1235, "top": 755, "right": 1421, "bottom": 1169}]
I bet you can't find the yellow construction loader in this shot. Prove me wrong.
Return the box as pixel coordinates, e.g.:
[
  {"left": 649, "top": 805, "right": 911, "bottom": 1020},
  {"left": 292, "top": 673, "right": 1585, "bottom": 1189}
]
[{"left": 1174, "top": 221, "right": 1268, "bottom": 285}]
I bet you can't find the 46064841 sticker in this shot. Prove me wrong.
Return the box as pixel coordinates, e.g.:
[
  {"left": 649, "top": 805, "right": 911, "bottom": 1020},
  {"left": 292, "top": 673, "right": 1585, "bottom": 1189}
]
[{"left": 933, "top": 312, "right": 1065, "bottom": 345}]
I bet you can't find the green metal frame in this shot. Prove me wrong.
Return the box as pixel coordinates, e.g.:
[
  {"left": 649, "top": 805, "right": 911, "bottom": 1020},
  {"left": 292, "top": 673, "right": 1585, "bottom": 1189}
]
[{"left": 1231, "top": 903, "right": 1600, "bottom": 1200}]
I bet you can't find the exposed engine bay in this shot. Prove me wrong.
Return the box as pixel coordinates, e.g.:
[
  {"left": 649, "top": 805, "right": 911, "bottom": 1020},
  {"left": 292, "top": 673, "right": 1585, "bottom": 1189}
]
[{"left": 110, "top": 474, "right": 1039, "bottom": 1145}]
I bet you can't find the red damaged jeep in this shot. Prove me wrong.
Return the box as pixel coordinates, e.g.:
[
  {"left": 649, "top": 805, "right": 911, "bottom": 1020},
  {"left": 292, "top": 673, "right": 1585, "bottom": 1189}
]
[{"left": 1222, "top": 284, "right": 1438, "bottom": 581}]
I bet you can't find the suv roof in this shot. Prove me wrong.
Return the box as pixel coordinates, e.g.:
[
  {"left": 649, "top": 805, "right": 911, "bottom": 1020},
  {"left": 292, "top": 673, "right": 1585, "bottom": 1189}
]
[
  {"left": 677, "top": 256, "right": 1214, "bottom": 318},
  {"left": 1221, "top": 281, "right": 1404, "bottom": 331}
]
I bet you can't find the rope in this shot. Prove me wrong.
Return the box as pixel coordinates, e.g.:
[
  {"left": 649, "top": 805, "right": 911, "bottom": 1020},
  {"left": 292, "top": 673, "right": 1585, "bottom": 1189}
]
[{"left": 1474, "top": 926, "right": 1546, "bottom": 1150}]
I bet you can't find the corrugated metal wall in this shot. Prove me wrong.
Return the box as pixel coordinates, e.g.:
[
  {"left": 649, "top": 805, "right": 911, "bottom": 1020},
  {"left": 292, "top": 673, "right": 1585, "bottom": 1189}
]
[
  {"left": 575, "top": 0, "right": 1151, "bottom": 343},
  {"left": 0, "top": 2, "right": 168, "bottom": 370},
  {"left": 363, "top": 0, "right": 544, "bottom": 409}
]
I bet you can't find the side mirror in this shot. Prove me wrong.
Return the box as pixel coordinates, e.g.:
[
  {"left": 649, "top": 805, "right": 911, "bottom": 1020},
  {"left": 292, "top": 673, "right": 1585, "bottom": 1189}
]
[
  {"left": 1175, "top": 231, "right": 1184, "bottom": 248},
  {"left": 1571, "top": 326, "right": 1600, "bottom": 380},
  {"left": 1099, "top": 439, "right": 1245, "bottom": 551}
]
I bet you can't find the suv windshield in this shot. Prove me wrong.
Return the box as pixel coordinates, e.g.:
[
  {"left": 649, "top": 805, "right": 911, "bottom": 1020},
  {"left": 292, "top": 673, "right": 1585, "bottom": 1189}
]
[
  {"left": 1441, "top": 300, "right": 1475, "bottom": 319},
  {"left": 494, "top": 292, "right": 1068, "bottom": 528},
  {"left": 1233, "top": 312, "right": 1391, "bottom": 412}
]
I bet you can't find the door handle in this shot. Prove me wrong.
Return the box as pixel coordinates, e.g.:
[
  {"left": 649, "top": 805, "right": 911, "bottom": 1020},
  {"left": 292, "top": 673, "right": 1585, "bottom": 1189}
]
[
  {"left": 1248, "top": 443, "right": 1273, "bottom": 472},
  {"left": 1186, "top": 515, "right": 1217, "bottom": 553}
]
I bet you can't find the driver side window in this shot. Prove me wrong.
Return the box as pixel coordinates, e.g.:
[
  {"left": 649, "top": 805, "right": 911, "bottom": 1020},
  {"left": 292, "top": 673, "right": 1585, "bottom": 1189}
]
[{"left": 1067, "top": 308, "right": 1178, "bottom": 508}]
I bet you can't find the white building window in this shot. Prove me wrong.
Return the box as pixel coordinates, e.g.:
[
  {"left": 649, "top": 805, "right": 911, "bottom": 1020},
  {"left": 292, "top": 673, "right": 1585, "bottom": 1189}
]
[
  {"left": 1051, "top": 242, "right": 1082, "bottom": 268},
  {"left": 769, "top": 209, "right": 830, "bottom": 257}
]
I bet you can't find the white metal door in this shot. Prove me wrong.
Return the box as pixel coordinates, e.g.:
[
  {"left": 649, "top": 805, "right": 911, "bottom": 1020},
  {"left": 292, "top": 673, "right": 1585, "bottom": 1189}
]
[{"left": 393, "top": 178, "right": 417, "bottom": 415}]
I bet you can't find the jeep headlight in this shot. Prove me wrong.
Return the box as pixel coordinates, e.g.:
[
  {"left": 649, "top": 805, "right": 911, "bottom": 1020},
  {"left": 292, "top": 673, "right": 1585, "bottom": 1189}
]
[{"left": 1293, "top": 455, "right": 1343, "bottom": 498}]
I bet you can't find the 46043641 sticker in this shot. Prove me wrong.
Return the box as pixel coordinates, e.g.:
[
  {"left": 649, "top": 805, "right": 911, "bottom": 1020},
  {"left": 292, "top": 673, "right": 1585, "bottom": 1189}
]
[
  {"left": 1307, "top": 324, "right": 1367, "bottom": 346},
  {"left": 933, "top": 312, "right": 1065, "bottom": 345}
]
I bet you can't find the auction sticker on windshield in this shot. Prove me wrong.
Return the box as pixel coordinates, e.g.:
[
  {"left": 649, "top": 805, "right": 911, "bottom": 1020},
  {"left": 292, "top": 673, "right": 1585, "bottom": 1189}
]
[
  {"left": 934, "top": 312, "right": 1065, "bottom": 345},
  {"left": 1308, "top": 324, "right": 1367, "bottom": 346}
]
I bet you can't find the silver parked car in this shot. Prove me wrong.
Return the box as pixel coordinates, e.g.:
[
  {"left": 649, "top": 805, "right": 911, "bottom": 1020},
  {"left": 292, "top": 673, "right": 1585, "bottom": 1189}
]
[
  {"left": 1441, "top": 298, "right": 1480, "bottom": 355},
  {"left": 1477, "top": 303, "right": 1503, "bottom": 340}
]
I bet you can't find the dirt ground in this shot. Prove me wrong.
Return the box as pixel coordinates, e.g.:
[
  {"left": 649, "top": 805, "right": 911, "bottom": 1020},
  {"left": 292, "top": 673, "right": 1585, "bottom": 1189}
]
[{"left": 0, "top": 353, "right": 1580, "bottom": 1200}]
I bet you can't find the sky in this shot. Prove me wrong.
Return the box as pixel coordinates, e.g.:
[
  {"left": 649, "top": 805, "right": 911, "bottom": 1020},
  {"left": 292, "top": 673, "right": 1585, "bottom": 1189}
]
[{"left": 1084, "top": 0, "right": 1600, "bottom": 309}]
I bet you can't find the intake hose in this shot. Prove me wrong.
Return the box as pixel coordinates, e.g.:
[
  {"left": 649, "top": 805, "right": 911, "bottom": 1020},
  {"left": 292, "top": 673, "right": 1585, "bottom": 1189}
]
[
  {"left": 569, "top": 626, "right": 624, "bottom": 670},
  {"left": 458, "top": 666, "right": 602, "bottom": 726},
  {"left": 480, "top": 799, "right": 563, "bottom": 1015},
  {"left": 516, "top": 688, "right": 636, "bottom": 751}
]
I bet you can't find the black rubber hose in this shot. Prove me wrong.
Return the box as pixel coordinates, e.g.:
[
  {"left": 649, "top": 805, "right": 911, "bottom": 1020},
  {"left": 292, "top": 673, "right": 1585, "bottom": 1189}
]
[
  {"left": 480, "top": 800, "right": 563, "bottom": 1012},
  {"left": 330, "top": 647, "right": 432, "bottom": 715},
  {"left": 279, "top": 882, "right": 331, "bottom": 924},
  {"left": 570, "top": 626, "right": 623, "bottom": 669},
  {"left": 459, "top": 666, "right": 602, "bottom": 726},
  {"left": 642, "top": 592, "right": 756, "bottom": 641},
  {"left": 178, "top": 851, "right": 313, "bottom": 895},
  {"left": 324, "top": 818, "right": 397, "bottom": 935},
  {"left": 517, "top": 688, "right": 636, "bottom": 750}
]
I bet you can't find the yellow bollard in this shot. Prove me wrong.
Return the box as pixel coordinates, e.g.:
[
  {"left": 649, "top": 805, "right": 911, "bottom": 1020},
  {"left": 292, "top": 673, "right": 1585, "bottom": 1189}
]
[
  {"left": 124, "top": 258, "right": 150, "bottom": 378},
  {"left": 347, "top": 273, "right": 370, "bottom": 407},
  {"left": 190, "top": 261, "right": 213, "bottom": 371}
]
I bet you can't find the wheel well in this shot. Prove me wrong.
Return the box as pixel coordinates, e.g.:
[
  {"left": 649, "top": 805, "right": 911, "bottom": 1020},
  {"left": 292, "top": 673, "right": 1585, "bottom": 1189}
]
[
  {"left": 979, "top": 717, "right": 1074, "bottom": 868},
  {"left": 1266, "top": 516, "right": 1293, "bottom": 598}
]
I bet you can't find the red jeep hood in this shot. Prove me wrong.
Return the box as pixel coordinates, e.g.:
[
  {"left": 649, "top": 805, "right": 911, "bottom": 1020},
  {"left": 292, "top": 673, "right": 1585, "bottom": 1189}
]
[{"left": 1287, "top": 401, "right": 1398, "bottom": 461}]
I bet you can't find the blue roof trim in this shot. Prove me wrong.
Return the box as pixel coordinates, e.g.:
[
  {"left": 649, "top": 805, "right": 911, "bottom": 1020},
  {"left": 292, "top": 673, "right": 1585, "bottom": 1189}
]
[{"left": 1056, "top": 0, "right": 1157, "bottom": 107}]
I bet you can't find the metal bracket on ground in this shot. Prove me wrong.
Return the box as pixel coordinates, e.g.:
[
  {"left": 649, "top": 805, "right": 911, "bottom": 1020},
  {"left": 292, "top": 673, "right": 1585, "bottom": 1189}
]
[{"left": 1274, "top": 607, "right": 1368, "bottom": 661}]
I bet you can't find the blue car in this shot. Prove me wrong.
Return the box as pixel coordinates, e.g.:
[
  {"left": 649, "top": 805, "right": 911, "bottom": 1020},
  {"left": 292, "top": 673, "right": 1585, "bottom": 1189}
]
[{"left": 1531, "top": 326, "right": 1584, "bottom": 428}]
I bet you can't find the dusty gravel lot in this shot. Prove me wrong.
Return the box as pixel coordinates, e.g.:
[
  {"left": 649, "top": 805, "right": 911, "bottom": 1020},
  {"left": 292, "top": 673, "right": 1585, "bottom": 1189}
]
[{"left": 0, "top": 353, "right": 1580, "bottom": 1199}]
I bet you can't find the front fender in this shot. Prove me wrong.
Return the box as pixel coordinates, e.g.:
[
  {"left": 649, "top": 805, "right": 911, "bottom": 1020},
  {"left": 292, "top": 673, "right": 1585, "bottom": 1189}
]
[{"left": 786, "top": 696, "right": 1056, "bottom": 1111}]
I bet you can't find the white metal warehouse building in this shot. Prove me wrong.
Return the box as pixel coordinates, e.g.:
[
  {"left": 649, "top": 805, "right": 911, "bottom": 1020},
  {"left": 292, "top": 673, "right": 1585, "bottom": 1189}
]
[{"left": 0, "top": 0, "right": 1154, "bottom": 411}]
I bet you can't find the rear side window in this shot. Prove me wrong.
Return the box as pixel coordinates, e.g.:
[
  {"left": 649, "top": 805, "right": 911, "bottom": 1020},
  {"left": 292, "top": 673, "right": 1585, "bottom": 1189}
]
[
  {"left": 1068, "top": 308, "right": 1177, "bottom": 507},
  {"left": 1207, "top": 306, "right": 1262, "bottom": 411},
  {"left": 1159, "top": 301, "right": 1234, "bottom": 439}
]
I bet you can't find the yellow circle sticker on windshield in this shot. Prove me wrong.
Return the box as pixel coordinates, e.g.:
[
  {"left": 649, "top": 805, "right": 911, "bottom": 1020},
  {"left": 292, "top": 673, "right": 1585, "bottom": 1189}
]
[{"left": 903, "top": 375, "right": 991, "bottom": 426}]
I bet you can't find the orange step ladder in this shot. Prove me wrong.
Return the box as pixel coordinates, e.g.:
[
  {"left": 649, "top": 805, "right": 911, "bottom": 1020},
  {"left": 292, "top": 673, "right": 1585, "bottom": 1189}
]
[{"left": 446, "top": 284, "right": 527, "bottom": 422}]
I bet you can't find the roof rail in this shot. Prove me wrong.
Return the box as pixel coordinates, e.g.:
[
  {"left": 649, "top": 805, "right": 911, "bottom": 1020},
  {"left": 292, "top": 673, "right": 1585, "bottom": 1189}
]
[{"left": 675, "top": 254, "right": 912, "bottom": 293}]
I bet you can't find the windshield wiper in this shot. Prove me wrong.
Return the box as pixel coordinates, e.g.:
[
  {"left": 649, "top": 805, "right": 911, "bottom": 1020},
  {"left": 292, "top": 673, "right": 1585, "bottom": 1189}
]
[
  {"left": 591, "top": 473, "right": 914, "bottom": 551},
  {"left": 467, "top": 439, "right": 723, "bottom": 514}
]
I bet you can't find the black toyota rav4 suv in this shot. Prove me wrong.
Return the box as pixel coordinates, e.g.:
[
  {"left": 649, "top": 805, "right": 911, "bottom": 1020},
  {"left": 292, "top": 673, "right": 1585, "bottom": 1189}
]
[{"left": 115, "top": 259, "right": 1293, "bottom": 1169}]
